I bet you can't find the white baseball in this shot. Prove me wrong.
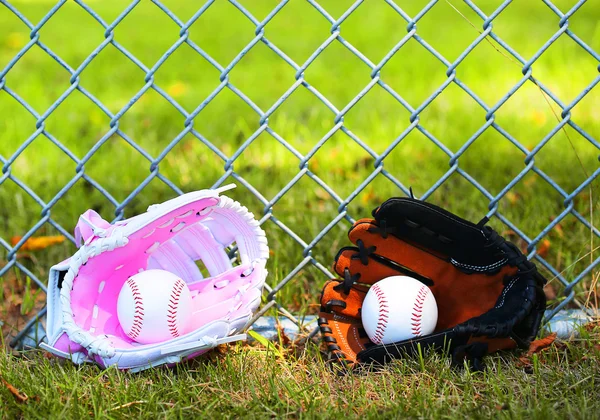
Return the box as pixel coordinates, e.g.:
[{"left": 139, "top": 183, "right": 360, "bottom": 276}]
[
  {"left": 362, "top": 276, "right": 438, "bottom": 344},
  {"left": 117, "top": 269, "right": 193, "bottom": 344}
]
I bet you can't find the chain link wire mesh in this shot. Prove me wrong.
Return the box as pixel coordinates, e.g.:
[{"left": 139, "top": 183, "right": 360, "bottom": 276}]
[{"left": 1, "top": 0, "right": 599, "bottom": 348}]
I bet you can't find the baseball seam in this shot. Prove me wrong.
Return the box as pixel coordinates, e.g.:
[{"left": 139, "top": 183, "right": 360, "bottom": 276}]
[
  {"left": 411, "top": 286, "right": 428, "bottom": 337},
  {"left": 127, "top": 278, "right": 144, "bottom": 339},
  {"left": 371, "top": 284, "right": 389, "bottom": 344},
  {"left": 167, "top": 279, "right": 186, "bottom": 337}
]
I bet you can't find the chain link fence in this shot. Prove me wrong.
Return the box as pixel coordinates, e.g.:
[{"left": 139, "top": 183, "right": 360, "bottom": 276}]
[{"left": 1, "top": 0, "right": 599, "bottom": 348}]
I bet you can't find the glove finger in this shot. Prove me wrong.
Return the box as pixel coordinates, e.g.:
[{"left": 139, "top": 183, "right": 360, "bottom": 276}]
[
  {"left": 320, "top": 279, "right": 368, "bottom": 319},
  {"left": 334, "top": 247, "right": 433, "bottom": 286}
]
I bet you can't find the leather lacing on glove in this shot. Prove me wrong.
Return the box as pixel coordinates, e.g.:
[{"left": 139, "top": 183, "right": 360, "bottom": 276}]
[{"left": 332, "top": 240, "right": 373, "bottom": 295}]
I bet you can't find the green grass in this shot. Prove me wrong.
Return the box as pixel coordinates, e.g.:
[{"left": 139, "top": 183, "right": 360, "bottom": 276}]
[
  {"left": 1, "top": 324, "right": 600, "bottom": 418},
  {"left": 1, "top": 0, "right": 600, "bottom": 417}
]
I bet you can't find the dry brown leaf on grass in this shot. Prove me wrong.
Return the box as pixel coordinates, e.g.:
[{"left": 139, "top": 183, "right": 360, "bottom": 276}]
[
  {"left": 501, "top": 229, "right": 517, "bottom": 238},
  {"left": 527, "top": 333, "right": 557, "bottom": 356},
  {"left": 584, "top": 320, "right": 600, "bottom": 332},
  {"left": 1, "top": 376, "right": 28, "bottom": 403},
  {"left": 517, "top": 239, "right": 550, "bottom": 259},
  {"left": 518, "top": 333, "right": 558, "bottom": 367},
  {"left": 505, "top": 191, "right": 520, "bottom": 205},
  {"left": 517, "top": 355, "right": 533, "bottom": 368},
  {"left": 537, "top": 239, "right": 551, "bottom": 258},
  {"left": 276, "top": 323, "right": 292, "bottom": 346},
  {"left": 315, "top": 187, "right": 329, "bottom": 201},
  {"left": 10, "top": 235, "right": 66, "bottom": 251},
  {"left": 361, "top": 189, "right": 377, "bottom": 205},
  {"left": 354, "top": 156, "right": 371, "bottom": 171},
  {"left": 584, "top": 320, "right": 600, "bottom": 350},
  {"left": 550, "top": 217, "right": 565, "bottom": 238}
]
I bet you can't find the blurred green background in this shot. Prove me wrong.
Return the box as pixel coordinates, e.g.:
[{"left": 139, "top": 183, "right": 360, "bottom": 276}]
[{"left": 1, "top": 0, "right": 599, "bottom": 333}]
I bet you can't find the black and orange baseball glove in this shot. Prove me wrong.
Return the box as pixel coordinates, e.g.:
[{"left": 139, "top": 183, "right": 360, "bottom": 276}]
[{"left": 319, "top": 197, "right": 547, "bottom": 370}]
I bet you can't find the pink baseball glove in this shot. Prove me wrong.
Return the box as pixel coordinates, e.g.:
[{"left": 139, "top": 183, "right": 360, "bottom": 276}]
[{"left": 41, "top": 185, "right": 269, "bottom": 371}]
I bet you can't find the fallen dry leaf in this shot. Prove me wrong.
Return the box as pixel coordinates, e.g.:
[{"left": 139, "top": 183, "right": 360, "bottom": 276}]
[
  {"left": 584, "top": 320, "right": 600, "bottom": 332},
  {"left": 519, "top": 242, "right": 528, "bottom": 256},
  {"left": 181, "top": 139, "right": 195, "bottom": 152},
  {"left": 501, "top": 229, "right": 517, "bottom": 238},
  {"left": 505, "top": 191, "right": 520, "bottom": 205},
  {"left": 276, "top": 323, "right": 291, "bottom": 346},
  {"left": 527, "top": 333, "right": 557, "bottom": 356},
  {"left": 518, "top": 355, "right": 532, "bottom": 368},
  {"left": 354, "top": 156, "right": 371, "bottom": 171},
  {"left": 1, "top": 377, "right": 28, "bottom": 403},
  {"left": 11, "top": 235, "right": 66, "bottom": 251},
  {"left": 553, "top": 222, "right": 564, "bottom": 238},
  {"left": 314, "top": 187, "right": 329, "bottom": 201},
  {"left": 537, "top": 239, "right": 551, "bottom": 258},
  {"left": 361, "top": 189, "right": 376, "bottom": 205},
  {"left": 524, "top": 176, "right": 538, "bottom": 188}
]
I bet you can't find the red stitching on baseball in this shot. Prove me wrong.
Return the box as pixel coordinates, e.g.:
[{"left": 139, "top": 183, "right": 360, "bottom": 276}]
[
  {"left": 371, "top": 284, "right": 389, "bottom": 344},
  {"left": 167, "top": 279, "right": 186, "bottom": 337},
  {"left": 127, "top": 278, "right": 144, "bottom": 339},
  {"left": 411, "top": 286, "right": 428, "bottom": 337}
]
